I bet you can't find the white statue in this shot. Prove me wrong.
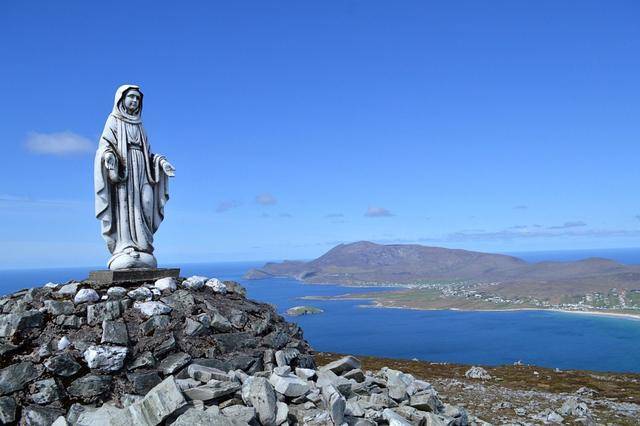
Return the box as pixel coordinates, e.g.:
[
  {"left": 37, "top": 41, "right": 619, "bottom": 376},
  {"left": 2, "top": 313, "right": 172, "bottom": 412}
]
[{"left": 94, "top": 84, "right": 175, "bottom": 270}]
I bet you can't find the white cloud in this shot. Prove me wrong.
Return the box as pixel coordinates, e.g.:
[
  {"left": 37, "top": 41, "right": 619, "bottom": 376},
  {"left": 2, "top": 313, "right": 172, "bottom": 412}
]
[
  {"left": 365, "top": 206, "right": 394, "bottom": 218},
  {"left": 255, "top": 193, "right": 277, "bottom": 205},
  {"left": 25, "top": 131, "right": 93, "bottom": 155},
  {"left": 216, "top": 200, "right": 241, "bottom": 213}
]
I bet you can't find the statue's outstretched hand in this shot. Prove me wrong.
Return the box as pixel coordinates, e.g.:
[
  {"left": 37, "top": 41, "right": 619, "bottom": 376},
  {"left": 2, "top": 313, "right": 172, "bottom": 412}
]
[
  {"left": 161, "top": 159, "right": 176, "bottom": 177},
  {"left": 104, "top": 152, "right": 116, "bottom": 171}
]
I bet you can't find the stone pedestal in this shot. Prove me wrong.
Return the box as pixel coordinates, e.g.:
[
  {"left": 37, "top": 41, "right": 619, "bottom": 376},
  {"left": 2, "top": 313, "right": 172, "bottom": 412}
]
[{"left": 88, "top": 268, "right": 180, "bottom": 287}]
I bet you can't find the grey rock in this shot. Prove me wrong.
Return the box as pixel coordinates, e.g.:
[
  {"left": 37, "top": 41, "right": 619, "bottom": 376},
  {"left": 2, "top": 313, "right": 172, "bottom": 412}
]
[
  {"left": 320, "top": 355, "right": 361, "bottom": 375},
  {"left": 154, "top": 334, "right": 176, "bottom": 358},
  {"left": 127, "top": 370, "right": 162, "bottom": 395},
  {"left": 188, "top": 364, "right": 231, "bottom": 383},
  {"left": 135, "top": 301, "right": 172, "bottom": 318},
  {"left": 221, "top": 405, "right": 256, "bottom": 424},
  {"left": 140, "top": 315, "right": 170, "bottom": 335},
  {"left": 45, "top": 353, "right": 82, "bottom": 377},
  {"left": 127, "top": 287, "right": 153, "bottom": 301},
  {"left": 0, "top": 311, "right": 44, "bottom": 337},
  {"left": 323, "top": 385, "right": 346, "bottom": 425},
  {"left": 210, "top": 312, "right": 233, "bottom": 332},
  {"left": 184, "top": 318, "right": 204, "bottom": 336},
  {"left": 409, "top": 390, "right": 443, "bottom": 413},
  {"left": 275, "top": 348, "right": 300, "bottom": 368},
  {"left": 101, "top": 320, "right": 128, "bottom": 345},
  {"left": 176, "top": 378, "right": 201, "bottom": 391},
  {"left": 383, "top": 408, "right": 412, "bottom": 426},
  {"left": 87, "top": 301, "right": 121, "bottom": 326},
  {"left": 242, "top": 377, "right": 277, "bottom": 425},
  {"left": 296, "top": 367, "right": 316, "bottom": 380},
  {"left": 128, "top": 351, "right": 156, "bottom": 370},
  {"left": 158, "top": 352, "right": 192, "bottom": 375},
  {"left": 20, "top": 405, "right": 64, "bottom": 426},
  {"left": 0, "top": 396, "right": 16, "bottom": 423},
  {"left": 73, "top": 403, "right": 123, "bottom": 426},
  {"left": 0, "top": 361, "right": 40, "bottom": 395},
  {"left": 44, "top": 300, "right": 75, "bottom": 315},
  {"left": 172, "top": 408, "right": 247, "bottom": 426},
  {"left": 160, "top": 290, "right": 195, "bottom": 312},
  {"left": 57, "top": 283, "right": 79, "bottom": 297},
  {"left": 345, "top": 399, "right": 365, "bottom": 417},
  {"left": 343, "top": 369, "right": 366, "bottom": 383},
  {"left": 106, "top": 286, "right": 127, "bottom": 299},
  {"left": 183, "top": 381, "right": 241, "bottom": 401},
  {"left": 124, "top": 376, "right": 187, "bottom": 425},
  {"left": 30, "top": 378, "right": 62, "bottom": 404},
  {"left": 74, "top": 288, "right": 100, "bottom": 304},
  {"left": 84, "top": 345, "right": 128, "bottom": 371},
  {"left": 273, "top": 366, "right": 291, "bottom": 377},
  {"left": 225, "top": 281, "right": 247, "bottom": 297},
  {"left": 65, "top": 403, "right": 86, "bottom": 425},
  {"left": 269, "top": 372, "right": 310, "bottom": 397},
  {"left": 57, "top": 336, "right": 71, "bottom": 351},
  {"left": 55, "top": 314, "right": 85, "bottom": 328},
  {"left": 67, "top": 374, "right": 112, "bottom": 399},
  {"left": 0, "top": 341, "right": 19, "bottom": 356},
  {"left": 275, "top": 401, "right": 288, "bottom": 425}
]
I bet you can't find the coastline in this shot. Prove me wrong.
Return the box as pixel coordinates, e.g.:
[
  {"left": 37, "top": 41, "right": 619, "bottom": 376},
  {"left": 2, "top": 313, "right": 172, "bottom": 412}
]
[{"left": 359, "top": 299, "right": 640, "bottom": 321}]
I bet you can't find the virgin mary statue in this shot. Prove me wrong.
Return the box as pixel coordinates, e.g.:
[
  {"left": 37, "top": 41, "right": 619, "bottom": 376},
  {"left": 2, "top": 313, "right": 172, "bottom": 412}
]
[{"left": 94, "top": 84, "right": 175, "bottom": 270}]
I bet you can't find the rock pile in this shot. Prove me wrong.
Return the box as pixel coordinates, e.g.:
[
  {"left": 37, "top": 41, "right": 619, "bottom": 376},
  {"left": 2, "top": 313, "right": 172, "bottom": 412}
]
[{"left": 0, "top": 276, "right": 486, "bottom": 425}]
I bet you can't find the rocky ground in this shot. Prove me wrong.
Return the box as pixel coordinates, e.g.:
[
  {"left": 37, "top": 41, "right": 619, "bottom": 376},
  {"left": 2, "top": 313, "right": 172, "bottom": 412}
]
[
  {"left": 316, "top": 354, "right": 640, "bottom": 425},
  {"left": 0, "top": 275, "right": 637, "bottom": 425}
]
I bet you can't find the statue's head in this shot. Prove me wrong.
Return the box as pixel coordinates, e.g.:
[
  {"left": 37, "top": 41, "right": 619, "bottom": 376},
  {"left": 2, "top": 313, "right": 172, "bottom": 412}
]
[{"left": 113, "top": 84, "right": 144, "bottom": 119}]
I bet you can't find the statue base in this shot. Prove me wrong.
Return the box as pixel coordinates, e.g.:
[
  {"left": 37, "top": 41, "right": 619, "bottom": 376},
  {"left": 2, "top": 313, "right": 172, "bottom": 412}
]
[{"left": 88, "top": 268, "right": 180, "bottom": 287}]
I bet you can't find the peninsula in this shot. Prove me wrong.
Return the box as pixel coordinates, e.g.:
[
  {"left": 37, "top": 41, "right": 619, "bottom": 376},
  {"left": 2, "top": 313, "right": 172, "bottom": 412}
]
[{"left": 245, "top": 241, "right": 640, "bottom": 316}]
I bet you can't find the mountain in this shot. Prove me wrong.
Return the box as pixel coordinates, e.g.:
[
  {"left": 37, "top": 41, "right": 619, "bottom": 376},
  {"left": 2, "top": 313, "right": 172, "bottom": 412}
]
[{"left": 244, "top": 241, "right": 640, "bottom": 295}]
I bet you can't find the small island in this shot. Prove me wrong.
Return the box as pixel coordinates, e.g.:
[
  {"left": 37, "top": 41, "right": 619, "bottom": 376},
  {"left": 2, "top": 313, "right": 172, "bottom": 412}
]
[{"left": 285, "top": 305, "right": 324, "bottom": 316}]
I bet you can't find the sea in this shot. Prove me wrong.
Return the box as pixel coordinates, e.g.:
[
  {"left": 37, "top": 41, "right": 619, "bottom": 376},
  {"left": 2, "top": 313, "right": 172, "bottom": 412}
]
[{"left": 1, "top": 248, "right": 640, "bottom": 374}]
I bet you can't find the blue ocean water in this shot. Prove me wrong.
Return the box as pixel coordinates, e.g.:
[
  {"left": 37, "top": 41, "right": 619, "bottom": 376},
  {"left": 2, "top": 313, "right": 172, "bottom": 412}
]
[{"left": 1, "top": 250, "right": 640, "bottom": 373}]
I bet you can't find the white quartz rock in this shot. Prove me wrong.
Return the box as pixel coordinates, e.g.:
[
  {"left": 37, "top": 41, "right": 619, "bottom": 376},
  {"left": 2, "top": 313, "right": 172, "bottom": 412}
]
[
  {"left": 74, "top": 288, "right": 100, "bottom": 304},
  {"left": 182, "top": 276, "right": 207, "bottom": 290},
  {"left": 155, "top": 277, "right": 177, "bottom": 292},
  {"left": 84, "top": 345, "right": 128, "bottom": 371},
  {"left": 205, "top": 278, "right": 227, "bottom": 294},
  {"left": 134, "top": 301, "right": 172, "bottom": 318}
]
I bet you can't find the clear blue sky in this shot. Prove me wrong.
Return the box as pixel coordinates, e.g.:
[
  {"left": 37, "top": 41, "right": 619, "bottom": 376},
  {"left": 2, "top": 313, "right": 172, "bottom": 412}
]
[{"left": 1, "top": 1, "right": 639, "bottom": 269}]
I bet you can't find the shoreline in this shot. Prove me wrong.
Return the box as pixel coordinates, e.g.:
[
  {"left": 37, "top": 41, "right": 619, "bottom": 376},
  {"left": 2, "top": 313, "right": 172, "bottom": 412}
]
[
  {"left": 362, "top": 300, "right": 640, "bottom": 321},
  {"left": 303, "top": 294, "right": 640, "bottom": 321}
]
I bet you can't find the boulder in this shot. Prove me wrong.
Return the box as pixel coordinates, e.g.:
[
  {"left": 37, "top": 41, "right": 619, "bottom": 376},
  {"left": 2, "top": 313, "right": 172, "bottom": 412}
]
[
  {"left": 221, "top": 405, "right": 257, "bottom": 423},
  {"left": 87, "top": 301, "right": 122, "bottom": 326},
  {"left": 172, "top": 408, "right": 246, "bottom": 426},
  {"left": 0, "top": 396, "right": 16, "bottom": 423},
  {"left": 183, "top": 381, "right": 241, "bottom": 401},
  {"left": 30, "top": 378, "right": 63, "bottom": 404},
  {"left": 20, "top": 405, "right": 64, "bottom": 426},
  {"left": 67, "top": 374, "right": 112, "bottom": 399},
  {"left": 125, "top": 376, "right": 187, "bottom": 424},
  {"left": 44, "top": 300, "right": 74, "bottom": 315},
  {"left": 84, "top": 345, "right": 128, "bottom": 371},
  {"left": 409, "top": 390, "right": 443, "bottom": 413},
  {"left": 134, "top": 301, "right": 172, "bottom": 318},
  {"left": 57, "top": 283, "right": 79, "bottom": 297},
  {"left": 127, "top": 371, "right": 162, "bottom": 395},
  {"left": 74, "top": 288, "right": 99, "bottom": 304},
  {"left": 0, "top": 362, "right": 40, "bottom": 395},
  {"left": 127, "top": 287, "right": 153, "bottom": 301},
  {"left": 560, "top": 396, "right": 591, "bottom": 417},
  {"left": 182, "top": 276, "right": 207, "bottom": 290},
  {"left": 158, "top": 352, "right": 192, "bottom": 375},
  {"left": 155, "top": 277, "right": 177, "bottom": 292},
  {"left": 269, "top": 372, "right": 310, "bottom": 397},
  {"left": 187, "top": 364, "right": 231, "bottom": 383},
  {"left": 464, "top": 366, "right": 491, "bottom": 380},
  {"left": 242, "top": 377, "right": 277, "bottom": 425},
  {"left": 0, "top": 311, "right": 44, "bottom": 337},
  {"left": 383, "top": 408, "right": 412, "bottom": 426},
  {"left": 205, "top": 278, "right": 227, "bottom": 293},
  {"left": 45, "top": 353, "right": 82, "bottom": 377},
  {"left": 101, "top": 320, "right": 128, "bottom": 345},
  {"left": 320, "top": 356, "right": 361, "bottom": 375},
  {"left": 106, "top": 286, "right": 127, "bottom": 299}
]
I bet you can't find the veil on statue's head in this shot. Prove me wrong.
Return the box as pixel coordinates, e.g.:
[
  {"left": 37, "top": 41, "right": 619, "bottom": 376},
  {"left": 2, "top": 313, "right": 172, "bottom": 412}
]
[{"left": 111, "top": 84, "right": 144, "bottom": 124}]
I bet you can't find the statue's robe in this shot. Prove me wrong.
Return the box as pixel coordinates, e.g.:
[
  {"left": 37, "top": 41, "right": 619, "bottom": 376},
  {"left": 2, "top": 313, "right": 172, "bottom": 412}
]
[{"left": 94, "top": 85, "right": 169, "bottom": 267}]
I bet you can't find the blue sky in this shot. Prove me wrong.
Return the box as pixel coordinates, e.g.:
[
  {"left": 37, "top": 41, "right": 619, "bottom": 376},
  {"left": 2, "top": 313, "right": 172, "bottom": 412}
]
[{"left": 1, "top": 1, "right": 639, "bottom": 268}]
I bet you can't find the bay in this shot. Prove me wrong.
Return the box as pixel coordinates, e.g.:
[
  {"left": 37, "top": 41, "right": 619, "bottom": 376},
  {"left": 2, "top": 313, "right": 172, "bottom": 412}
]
[{"left": 1, "top": 250, "right": 640, "bottom": 373}]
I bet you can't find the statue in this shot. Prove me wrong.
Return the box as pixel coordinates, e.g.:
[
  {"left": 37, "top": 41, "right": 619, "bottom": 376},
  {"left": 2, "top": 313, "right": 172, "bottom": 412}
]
[{"left": 94, "top": 84, "right": 175, "bottom": 270}]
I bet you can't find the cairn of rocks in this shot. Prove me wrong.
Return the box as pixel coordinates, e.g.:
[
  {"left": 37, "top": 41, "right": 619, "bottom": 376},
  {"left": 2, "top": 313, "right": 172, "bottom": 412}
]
[{"left": 0, "top": 276, "right": 486, "bottom": 426}]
